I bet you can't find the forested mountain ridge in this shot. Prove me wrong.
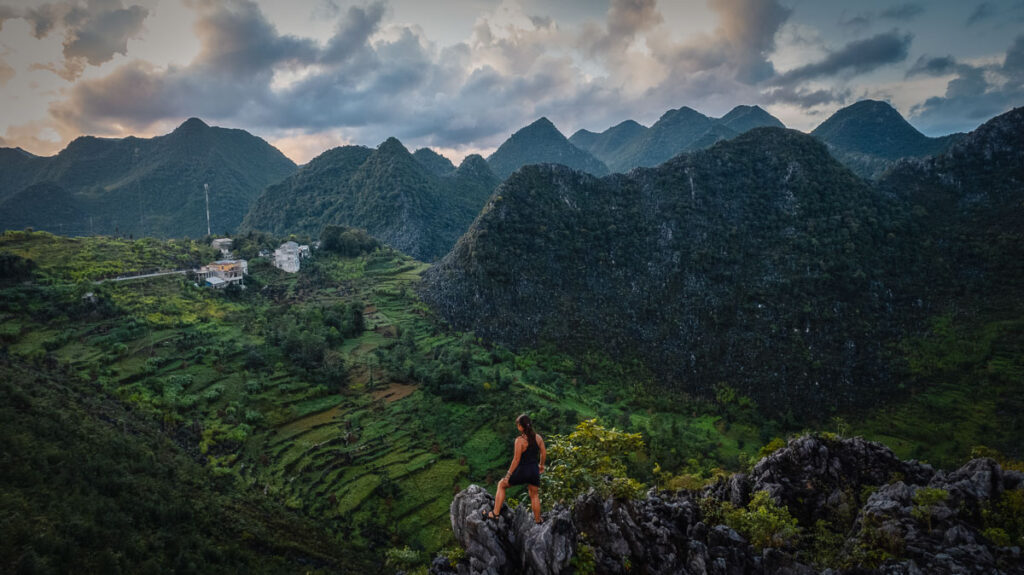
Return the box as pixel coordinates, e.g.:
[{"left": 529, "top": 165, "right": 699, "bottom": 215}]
[
  {"left": 241, "top": 138, "right": 500, "bottom": 261},
  {"left": 421, "top": 127, "right": 916, "bottom": 415},
  {"left": 812, "top": 100, "right": 962, "bottom": 179},
  {"left": 0, "top": 118, "right": 297, "bottom": 238},
  {"left": 486, "top": 117, "right": 610, "bottom": 179},
  {"left": 569, "top": 104, "right": 786, "bottom": 173},
  {"left": 878, "top": 105, "right": 1024, "bottom": 297}
]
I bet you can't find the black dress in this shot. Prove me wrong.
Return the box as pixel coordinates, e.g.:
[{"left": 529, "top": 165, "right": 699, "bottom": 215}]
[{"left": 508, "top": 438, "right": 540, "bottom": 487}]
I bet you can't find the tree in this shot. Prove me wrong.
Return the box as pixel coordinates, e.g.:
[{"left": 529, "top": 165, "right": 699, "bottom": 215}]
[{"left": 540, "top": 418, "right": 646, "bottom": 509}]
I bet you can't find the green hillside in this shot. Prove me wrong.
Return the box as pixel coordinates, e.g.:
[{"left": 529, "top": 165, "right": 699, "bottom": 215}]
[
  {"left": 242, "top": 140, "right": 499, "bottom": 262},
  {"left": 0, "top": 118, "right": 297, "bottom": 238}
]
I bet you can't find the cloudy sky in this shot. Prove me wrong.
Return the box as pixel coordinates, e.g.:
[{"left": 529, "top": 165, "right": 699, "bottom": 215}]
[{"left": 0, "top": 0, "right": 1022, "bottom": 163}]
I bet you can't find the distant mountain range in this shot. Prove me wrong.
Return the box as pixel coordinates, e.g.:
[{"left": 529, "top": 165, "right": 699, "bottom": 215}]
[
  {"left": 0, "top": 100, "right": 974, "bottom": 250},
  {"left": 0, "top": 118, "right": 296, "bottom": 238},
  {"left": 240, "top": 138, "right": 499, "bottom": 261},
  {"left": 419, "top": 106, "right": 1024, "bottom": 414},
  {"left": 569, "top": 105, "right": 785, "bottom": 173}
]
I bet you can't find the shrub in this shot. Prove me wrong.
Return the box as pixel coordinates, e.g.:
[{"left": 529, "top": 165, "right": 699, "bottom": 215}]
[
  {"left": 541, "top": 419, "right": 646, "bottom": 509},
  {"left": 721, "top": 490, "right": 801, "bottom": 551},
  {"left": 758, "top": 437, "right": 787, "bottom": 459},
  {"left": 911, "top": 487, "right": 949, "bottom": 532}
]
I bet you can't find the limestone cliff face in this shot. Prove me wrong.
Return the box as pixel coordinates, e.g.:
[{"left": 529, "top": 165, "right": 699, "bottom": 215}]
[{"left": 432, "top": 436, "right": 1024, "bottom": 575}]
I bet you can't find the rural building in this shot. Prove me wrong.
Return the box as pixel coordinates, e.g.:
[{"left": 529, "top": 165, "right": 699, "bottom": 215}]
[
  {"left": 196, "top": 259, "right": 247, "bottom": 288},
  {"left": 273, "top": 241, "right": 310, "bottom": 273}
]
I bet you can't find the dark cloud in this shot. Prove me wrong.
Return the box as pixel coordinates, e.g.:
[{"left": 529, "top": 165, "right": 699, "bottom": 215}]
[
  {"left": 840, "top": 4, "right": 922, "bottom": 30},
  {"left": 966, "top": 2, "right": 995, "bottom": 26},
  {"left": 648, "top": 0, "right": 791, "bottom": 87},
  {"left": 906, "top": 55, "right": 958, "bottom": 78},
  {"left": 838, "top": 12, "right": 871, "bottom": 31},
  {"left": 528, "top": 15, "right": 553, "bottom": 29},
  {"left": 764, "top": 85, "right": 848, "bottom": 108},
  {"left": 62, "top": 2, "right": 148, "bottom": 66},
  {"left": 880, "top": 4, "right": 924, "bottom": 21},
  {"left": 911, "top": 35, "right": 1024, "bottom": 133},
  {"left": 580, "top": 0, "right": 663, "bottom": 60},
  {"left": 1, "top": 1, "right": 150, "bottom": 79},
  {"left": 311, "top": 0, "right": 340, "bottom": 20},
  {"left": 192, "top": 0, "right": 317, "bottom": 76},
  {"left": 709, "top": 0, "right": 791, "bottom": 83},
  {"left": 321, "top": 2, "right": 385, "bottom": 65},
  {"left": 774, "top": 30, "right": 912, "bottom": 86},
  {"left": 0, "top": 5, "right": 16, "bottom": 28},
  {"left": 23, "top": 4, "right": 65, "bottom": 38}
]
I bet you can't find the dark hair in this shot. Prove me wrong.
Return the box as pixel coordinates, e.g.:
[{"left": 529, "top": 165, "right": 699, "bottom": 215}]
[{"left": 517, "top": 413, "right": 537, "bottom": 448}]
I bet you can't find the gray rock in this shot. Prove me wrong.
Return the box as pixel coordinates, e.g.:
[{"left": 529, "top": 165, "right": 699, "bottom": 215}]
[{"left": 435, "top": 435, "right": 1024, "bottom": 575}]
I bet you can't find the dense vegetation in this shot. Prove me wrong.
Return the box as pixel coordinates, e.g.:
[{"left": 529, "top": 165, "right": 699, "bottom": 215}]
[
  {"left": 486, "top": 117, "right": 609, "bottom": 180},
  {"left": 569, "top": 104, "right": 784, "bottom": 173},
  {"left": 423, "top": 127, "right": 914, "bottom": 415},
  {"left": 422, "top": 108, "right": 1024, "bottom": 426},
  {"left": 0, "top": 118, "right": 297, "bottom": 238},
  {"left": 241, "top": 139, "right": 499, "bottom": 261}
]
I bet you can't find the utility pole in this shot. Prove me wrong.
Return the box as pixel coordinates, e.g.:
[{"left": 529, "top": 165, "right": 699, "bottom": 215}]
[
  {"left": 204, "top": 183, "right": 211, "bottom": 237},
  {"left": 134, "top": 148, "right": 143, "bottom": 237}
]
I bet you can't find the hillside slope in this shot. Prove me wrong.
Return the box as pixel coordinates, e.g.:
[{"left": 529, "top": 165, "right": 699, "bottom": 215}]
[
  {"left": 242, "top": 139, "right": 500, "bottom": 261},
  {"left": 0, "top": 118, "right": 297, "bottom": 237}
]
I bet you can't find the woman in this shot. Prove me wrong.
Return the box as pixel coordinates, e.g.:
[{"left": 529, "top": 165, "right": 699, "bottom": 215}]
[{"left": 483, "top": 414, "right": 546, "bottom": 524}]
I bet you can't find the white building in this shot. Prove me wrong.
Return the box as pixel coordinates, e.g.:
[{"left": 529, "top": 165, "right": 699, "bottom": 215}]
[{"left": 273, "top": 241, "right": 304, "bottom": 273}]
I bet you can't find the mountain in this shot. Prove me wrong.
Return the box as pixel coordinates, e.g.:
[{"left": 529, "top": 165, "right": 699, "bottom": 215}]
[
  {"left": 878, "top": 105, "right": 1024, "bottom": 297},
  {"left": 241, "top": 138, "right": 500, "bottom": 261},
  {"left": 0, "top": 118, "right": 297, "bottom": 238},
  {"left": 567, "top": 120, "right": 647, "bottom": 167},
  {"left": 421, "top": 127, "right": 913, "bottom": 414},
  {"left": 811, "top": 100, "right": 961, "bottom": 179},
  {"left": 719, "top": 104, "right": 786, "bottom": 133},
  {"left": 486, "top": 117, "right": 609, "bottom": 179},
  {"left": 572, "top": 105, "right": 786, "bottom": 173},
  {"left": 413, "top": 147, "right": 456, "bottom": 176}
]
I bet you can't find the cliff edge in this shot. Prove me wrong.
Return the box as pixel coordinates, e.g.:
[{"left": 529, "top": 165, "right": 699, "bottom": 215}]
[{"left": 432, "top": 436, "right": 1024, "bottom": 575}]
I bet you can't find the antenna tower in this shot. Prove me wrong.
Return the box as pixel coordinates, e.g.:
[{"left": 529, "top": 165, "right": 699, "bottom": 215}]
[{"left": 204, "top": 183, "right": 211, "bottom": 236}]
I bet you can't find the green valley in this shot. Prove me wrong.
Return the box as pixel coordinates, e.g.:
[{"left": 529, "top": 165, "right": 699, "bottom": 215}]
[{"left": 2, "top": 229, "right": 1021, "bottom": 572}]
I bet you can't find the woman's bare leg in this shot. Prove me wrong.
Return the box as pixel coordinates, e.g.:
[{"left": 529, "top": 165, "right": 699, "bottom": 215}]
[
  {"left": 528, "top": 485, "right": 541, "bottom": 523},
  {"left": 493, "top": 478, "right": 509, "bottom": 515}
]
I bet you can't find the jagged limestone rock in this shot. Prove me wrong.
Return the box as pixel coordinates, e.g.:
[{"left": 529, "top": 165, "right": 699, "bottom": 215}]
[{"left": 437, "top": 436, "right": 1024, "bottom": 575}]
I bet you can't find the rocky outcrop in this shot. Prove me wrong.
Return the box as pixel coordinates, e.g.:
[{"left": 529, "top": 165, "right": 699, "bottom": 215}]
[{"left": 432, "top": 436, "right": 1024, "bottom": 575}]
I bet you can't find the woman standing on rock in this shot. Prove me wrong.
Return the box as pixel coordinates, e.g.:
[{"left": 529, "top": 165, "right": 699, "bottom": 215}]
[{"left": 484, "top": 414, "right": 546, "bottom": 524}]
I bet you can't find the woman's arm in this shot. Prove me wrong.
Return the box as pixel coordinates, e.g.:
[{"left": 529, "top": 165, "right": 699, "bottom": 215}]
[
  {"left": 537, "top": 434, "right": 546, "bottom": 473},
  {"left": 504, "top": 437, "right": 525, "bottom": 480}
]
